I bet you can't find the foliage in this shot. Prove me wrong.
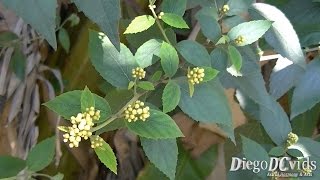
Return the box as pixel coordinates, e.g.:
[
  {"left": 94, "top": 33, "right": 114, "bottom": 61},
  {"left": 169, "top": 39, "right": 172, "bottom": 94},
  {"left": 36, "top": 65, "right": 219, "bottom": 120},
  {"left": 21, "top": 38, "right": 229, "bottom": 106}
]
[{"left": 1, "top": 0, "right": 320, "bottom": 179}]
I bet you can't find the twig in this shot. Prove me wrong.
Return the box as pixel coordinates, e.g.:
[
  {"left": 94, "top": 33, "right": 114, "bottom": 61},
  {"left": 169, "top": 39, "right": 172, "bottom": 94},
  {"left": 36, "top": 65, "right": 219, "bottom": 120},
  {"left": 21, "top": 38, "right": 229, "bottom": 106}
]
[{"left": 187, "top": 22, "right": 200, "bottom": 41}]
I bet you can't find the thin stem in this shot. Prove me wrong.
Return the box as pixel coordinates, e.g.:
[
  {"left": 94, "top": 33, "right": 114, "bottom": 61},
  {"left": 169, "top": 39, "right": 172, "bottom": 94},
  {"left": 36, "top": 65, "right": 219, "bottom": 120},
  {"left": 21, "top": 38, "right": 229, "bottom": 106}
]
[
  {"left": 134, "top": 78, "right": 138, "bottom": 95},
  {"left": 149, "top": 6, "right": 171, "bottom": 44}
]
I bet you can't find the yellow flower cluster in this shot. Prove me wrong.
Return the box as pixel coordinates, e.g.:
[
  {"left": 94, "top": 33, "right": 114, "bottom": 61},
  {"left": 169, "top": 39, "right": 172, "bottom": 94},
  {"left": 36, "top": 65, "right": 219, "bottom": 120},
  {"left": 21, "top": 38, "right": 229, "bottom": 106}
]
[
  {"left": 61, "top": 107, "right": 100, "bottom": 148},
  {"left": 235, "top": 35, "right": 245, "bottom": 45},
  {"left": 301, "top": 167, "right": 312, "bottom": 174},
  {"left": 286, "top": 132, "right": 298, "bottom": 147},
  {"left": 148, "top": 4, "right": 156, "bottom": 10},
  {"left": 124, "top": 100, "right": 150, "bottom": 122},
  {"left": 90, "top": 136, "right": 104, "bottom": 149},
  {"left": 221, "top": 5, "right": 230, "bottom": 13},
  {"left": 132, "top": 67, "right": 146, "bottom": 80},
  {"left": 187, "top": 67, "right": 205, "bottom": 85}
]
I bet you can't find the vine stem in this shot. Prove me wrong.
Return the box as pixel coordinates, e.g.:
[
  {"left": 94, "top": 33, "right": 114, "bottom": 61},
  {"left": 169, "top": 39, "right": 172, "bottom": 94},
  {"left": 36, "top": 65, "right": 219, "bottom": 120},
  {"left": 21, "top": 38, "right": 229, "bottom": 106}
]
[
  {"left": 32, "top": 173, "right": 54, "bottom": 180},
  {"left": 149, "top": 6, "right": 171, "bottom": 44}
]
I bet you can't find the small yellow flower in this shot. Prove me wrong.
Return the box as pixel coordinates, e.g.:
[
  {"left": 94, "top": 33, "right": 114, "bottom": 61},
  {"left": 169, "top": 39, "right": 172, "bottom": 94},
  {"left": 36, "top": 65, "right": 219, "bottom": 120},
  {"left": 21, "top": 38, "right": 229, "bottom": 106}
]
[
  {"left": 221, "top": 5, "right": 230, "bottom": 13},
  {"left": 286, "top": 132, "right": 298, "bottom": 147},
  {"left": 301, "top": 167, "right": 312, "bottom": 174},
  {"left": 90, "top": 136, "right": 104, "bottom": 149},
  {"left": 187, "top": 67, "right": 205, "bottom": 85},
  {"left": 235, "top": 35, "right": 245, "bottom": 45},
  {"left": 60, "top": 107, "right": 101, "bottom": 148},
  {"left": 132, "top": 67, "right": 146, "bottom": 80},
  {"left": 124, "top": 100, "right": 150, "bottom": 122},
  {"left": 158, "top": 12, "right": 165, "bottom": 19},
  {"left": 148, "top": 4, "right": 156, "bottom": 10}
]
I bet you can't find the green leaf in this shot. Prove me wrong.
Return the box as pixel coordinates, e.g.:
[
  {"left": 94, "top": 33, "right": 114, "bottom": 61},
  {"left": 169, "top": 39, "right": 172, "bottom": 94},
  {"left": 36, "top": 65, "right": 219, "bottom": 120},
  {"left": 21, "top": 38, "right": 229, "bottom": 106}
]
[
  {"left": 241, "top": 136, "right": 269, "bottom": 177},
  {"left": 126, "top": 109, "right": 183, "bottom": 139},
  {"left": 128, "top": 81, "right": 135, "bottom": 90},
  {"left": 105, "top": 89, "right": 133, "bottom": 113},
  {"left": 160, "top": 42, "right": 179, "bottom": 77},
  {"left": 52, "top": 173, "right": 64, "bottom": 180},
  {"left": 124, "top": 15, "right": 156, "bottom": 34},
  {"left": 72, "top": 0, "right": 121, "bottom": 50},
  {"left": 161, "top": 13, "right": 189, "bottom": 29},
  {"left": 227, "top": 0, "right": 254, "bottom": 16},
  {"left": 210, "top": 47, "right": 229, "bottom": 71},
  {"left": 161, "top": 0, "right": 187, "bottom": 16},
  {"left": 135, "top": 39, "right": 162, "bottom": 68},
  {"left": 94, "top": 140, "right": 117, "bottom": 174},
  {"left": 2, "top": 0, "right": 57, "bottom": 49},
  {"left": 178, "top": 78, "right": 232, "bottom": 126},
  {"left": 162, "top": 80, "right": 181, "bottom": 113},
  {"left": 96, "top": 118, "right": 126, "bottom": 134},
  {"left": 188, "top": 80, "right": 195, "bottom": 97},
  {"left": 26, "top": 136, "right": 56, "bottom": 172},
  {"left": 0, "top": 156, "right": 26, "bottom": 178},
  {"left": 227, "top": 20, "right": 272, "bottom": 46},
  {"left": 292, "top": 103, "right": 320, "bottom": 137},
  {"left": 175, "top": 144, "right": 218, "bottom": 180},
  {"left": 138, "top": 81, "right": 155, "bottom": 91},
  {"left": 228, "top": 45, "right": 242, "bottom": 71},
  {"left": 176, "top": 40, "right": 211, "bottom": 67},
  {"left": 291, "top": 59, "right": 320, "bottom": 119},
  {"left": 44, "top": 90, "right": 111, "bottom": 121},
  {"left": 250, "top": 3, "right": 306, "bottom": 68},
  {"left": 151, "top": 71, "right": 163, "bottom": 82},
  {"left": 81, "top": 86, "right": 95, "bottom": 112},
  {"left": 268, "top": 146, "right": 285, "bottom": 156},
  {"left": 202, "top": 67, "right": 219, "bottom": 82},
  {"left": 140, "top": 138, "right": 178, "bottom": 180},
  {"left": 9, "top": 48, "right": 26, "bottom": 80},
  {"left": 89, "top": 30, "right": 138, "bottom": 89},
  {"left": 298, "top": 137, "right": 320, "bottom": 158},
  {"left": 269, "top": 62, "right": 305, "bottom": 99},
  {"left": 195, "top": 7, "right": 221, "bottom": 42},
  {"left": 58, "top": 28, "right": 70, "bottom": 53},
  {"left": 287, "top": 148, "right": 303, "bottom": 158},
  {"left": 0, "top": 31, "right": 18, "bottom": 47}
]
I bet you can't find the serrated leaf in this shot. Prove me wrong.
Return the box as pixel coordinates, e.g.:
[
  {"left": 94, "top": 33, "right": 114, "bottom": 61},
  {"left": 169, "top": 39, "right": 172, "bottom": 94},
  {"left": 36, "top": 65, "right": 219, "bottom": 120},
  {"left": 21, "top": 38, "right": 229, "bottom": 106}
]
[
  {"left": 227, "top": 0, "right": 254, "bottom": 16},
  {"left": 269, "top": 146, "right": 285, "bottom": 156},
  {"left": 151, "top": 71, "right": 163, "bottom": 82},
  {"left": 0, "top": 156, "right": 26, "bottom": 178},
  {"left": 195, "top": 7, "right": 221, "bottom": 42},
  {"left": 202, "top": 67, "right": 219, "bottom": 82},
  {"left": 2, "top": 0, "right": 57, "bottom": 49},
  {"left": 58, "top": 28, "right": 70, "bottom": 53},
  {"left": 26, "top": 136, "right": 56, "bottom": 172},
  {"left": 161, "top": 13, "right": 189, "bottom": 29},
  {"left": 124, "top": 15, "right": 156, "bottom": 34},
  {"left": 81, "top": 86, "right": 95, "bottom": 112},
  {"left": 44, "top": 90, "right": 111, "bottom": 121},
  {"left": 89, "top": 30, "right": 138, "bottom": 89},
  {"left": 176, "top": 40, "right": 211, "bottom": 67},
  {"left": 161, "top": 0, "right": 187, "bottom": 16},
  {"left": 140, "top": 138, "right": 178, "bottom": 180},
  {"left": 241, "top": 136, "right": 269, "bottom": 177},
  {"left": 227, "top": 20, "right": 272, "bottom": 46},
  {"left": 250, "top": 3, "right": 306, "bottom": 68},
  {"left": 160, "top": 42, "right": 179, "bottom": 77},
  {"left": 9, "top": 48, "right": 26, "bottom": 80},
  {"left": 162, "top": 80, "right": 181, "bottom": 113},
  {"left": 72, "top": 0, "right": 120, "bottom": 50},
  {"left": 126, "top": 109, "right": 183, "bottom": 139},
  {"left": 269, "top": 58, "right": 305, "bottom": 99},
  {"left": 135, "top": 39, "right": 162, "bottom": 68},
  {"left": 292, "top": 103, "right": 320, "bottom": 137},
  {"left": 178, "top": 78, "right": 232, "bottom": 126},
  {"left": 138, "top": 81, "right": 155, "bottom": 91},
  {"left": 228, "top": 45, "right": 242, "bottom": 71},
  {"left": 94, "top": 140, "right": 117, "bottom": 174},
  {"left": 291, "top": 59, "right": 320, "bottom": 119}
]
